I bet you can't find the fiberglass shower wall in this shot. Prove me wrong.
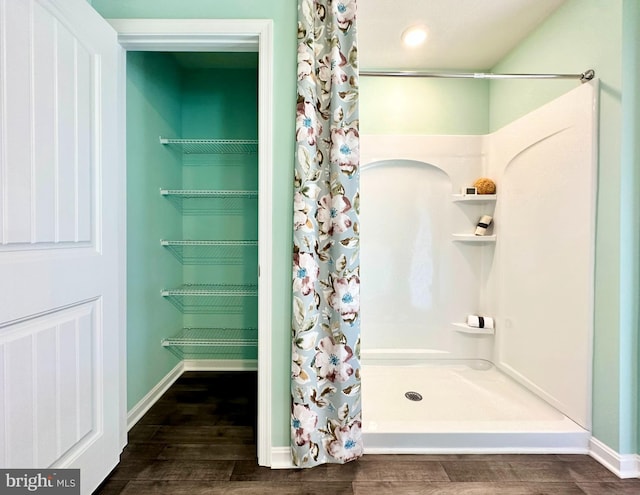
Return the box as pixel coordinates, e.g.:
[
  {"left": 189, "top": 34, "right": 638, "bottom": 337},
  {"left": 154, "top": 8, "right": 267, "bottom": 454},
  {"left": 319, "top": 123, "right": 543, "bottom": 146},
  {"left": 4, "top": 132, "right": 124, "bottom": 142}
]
[
  {"left": 360, "top": 82, "right": 597, "bottom": 429},
  {"left": 126, "top": 51, "right": 258, "bottom": 409},
  {"left": 360, "top": 135, "right": 494, "bottom": 361},
  {"left": 485, "top": 82, "right": 597, "bottom": 429}
]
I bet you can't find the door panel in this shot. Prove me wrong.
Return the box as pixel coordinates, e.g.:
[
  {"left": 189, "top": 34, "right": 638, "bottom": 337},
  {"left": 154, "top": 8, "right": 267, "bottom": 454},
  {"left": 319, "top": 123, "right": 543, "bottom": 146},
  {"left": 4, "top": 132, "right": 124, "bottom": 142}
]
[
  {"left": 2, "top": 0, "right": 97, "bottom": 249},
  {"left": 1, "top": 301, "right": 98, "bottom": 467},
  {"left": 0, "top": 0, "right": 123, "bottom": 492}
]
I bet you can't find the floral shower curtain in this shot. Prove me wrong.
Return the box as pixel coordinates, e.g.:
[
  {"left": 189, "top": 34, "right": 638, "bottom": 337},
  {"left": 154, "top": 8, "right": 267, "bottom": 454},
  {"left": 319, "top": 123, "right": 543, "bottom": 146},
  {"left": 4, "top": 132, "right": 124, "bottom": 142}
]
[{"left": 291, "top": 0, "right": 361, "bottom": 468}]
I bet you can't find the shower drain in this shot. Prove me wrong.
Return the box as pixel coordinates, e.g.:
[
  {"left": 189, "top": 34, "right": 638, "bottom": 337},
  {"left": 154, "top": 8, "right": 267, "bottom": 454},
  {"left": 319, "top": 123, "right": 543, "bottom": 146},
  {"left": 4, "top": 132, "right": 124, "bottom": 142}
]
[{"left": 404, "top": 391, "right": 423, "bottom": 402}]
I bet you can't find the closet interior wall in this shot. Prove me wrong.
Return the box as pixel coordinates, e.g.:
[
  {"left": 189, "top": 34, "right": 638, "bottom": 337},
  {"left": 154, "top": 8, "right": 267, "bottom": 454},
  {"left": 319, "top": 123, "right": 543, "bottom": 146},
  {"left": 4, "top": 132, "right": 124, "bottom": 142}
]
[{"left": 126, "top": 51, "right": 258, "bottom": 409}]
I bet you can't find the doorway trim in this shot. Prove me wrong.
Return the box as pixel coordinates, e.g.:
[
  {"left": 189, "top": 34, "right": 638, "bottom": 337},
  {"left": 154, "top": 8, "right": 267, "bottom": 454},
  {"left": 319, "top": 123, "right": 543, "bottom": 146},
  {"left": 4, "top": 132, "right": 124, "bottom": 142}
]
[{"left": 109, "top": 18, "right": 274, "bottom": 467}]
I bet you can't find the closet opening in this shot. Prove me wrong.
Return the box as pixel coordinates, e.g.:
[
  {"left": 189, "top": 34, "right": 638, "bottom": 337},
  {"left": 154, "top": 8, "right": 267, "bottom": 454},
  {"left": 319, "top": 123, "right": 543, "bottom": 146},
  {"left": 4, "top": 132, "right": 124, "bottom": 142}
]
[
  {"left": 113, "top": 18, "right": 274, "bottom": 467},
  {"left": 125, "top": 48, "right": 260, "bottom": 455}
]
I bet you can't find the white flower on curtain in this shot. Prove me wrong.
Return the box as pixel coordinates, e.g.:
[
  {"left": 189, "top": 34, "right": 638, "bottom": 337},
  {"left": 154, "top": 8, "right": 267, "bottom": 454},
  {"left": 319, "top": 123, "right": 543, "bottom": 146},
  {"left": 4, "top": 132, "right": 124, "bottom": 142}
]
[{"left": 291, "top": 0, "right": 361, "bottom": 467}]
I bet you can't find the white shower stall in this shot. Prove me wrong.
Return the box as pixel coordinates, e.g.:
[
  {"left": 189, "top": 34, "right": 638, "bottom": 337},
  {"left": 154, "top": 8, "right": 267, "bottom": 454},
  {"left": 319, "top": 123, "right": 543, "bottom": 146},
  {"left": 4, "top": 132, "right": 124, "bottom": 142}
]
[{"left": 360, "top": 82, "right": 597, "bottom": 452}]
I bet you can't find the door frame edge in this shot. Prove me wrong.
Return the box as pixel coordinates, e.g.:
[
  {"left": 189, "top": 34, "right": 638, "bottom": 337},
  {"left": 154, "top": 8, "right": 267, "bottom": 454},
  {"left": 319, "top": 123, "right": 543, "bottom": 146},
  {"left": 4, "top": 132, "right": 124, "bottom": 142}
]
[{"left": 109, "top": 17, "right": 275, "bottom": 467}]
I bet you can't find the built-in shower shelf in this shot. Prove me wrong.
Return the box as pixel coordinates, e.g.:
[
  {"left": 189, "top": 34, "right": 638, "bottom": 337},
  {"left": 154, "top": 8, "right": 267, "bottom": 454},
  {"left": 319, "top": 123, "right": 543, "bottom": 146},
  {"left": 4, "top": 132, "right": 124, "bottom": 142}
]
[
  {"left": 161, "top": 240, "right": 258, "bottom": 265},
  {"left": 159, "top": 137, "right": 258, "bottom": 154},
  {"left": 452, "top": 323, "right": 495, "bottom": 335},
  {"left": 452, "top": 234, "right": 496, "bottom": 243},
  {"left": 452, "top": 194, "right": 497, "bottom": 202},
  {"left": 160, "top": 188, "right": 258, "bottom": 213},
  {"left": 161, "top": 284, "right": 258, "bottom": 314}
]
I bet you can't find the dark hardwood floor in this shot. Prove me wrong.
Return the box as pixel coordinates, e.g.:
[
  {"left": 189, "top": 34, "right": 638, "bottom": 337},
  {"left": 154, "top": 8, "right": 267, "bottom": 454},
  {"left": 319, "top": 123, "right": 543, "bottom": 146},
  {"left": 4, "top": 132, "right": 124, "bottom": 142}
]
[{"left": 94, "top": 371, "right": 640, "bottom": 494}]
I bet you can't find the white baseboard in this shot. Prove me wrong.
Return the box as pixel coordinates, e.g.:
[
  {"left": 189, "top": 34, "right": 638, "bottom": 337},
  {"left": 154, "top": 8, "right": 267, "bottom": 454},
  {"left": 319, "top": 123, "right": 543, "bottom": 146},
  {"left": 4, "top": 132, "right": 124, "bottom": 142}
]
[
  {"left": 274, "top": 438, "right": 640, "bottom": 476},
  {"left": 270, "top": 447, "right": 294, "bottom": 469},
  {"left": 183, "top": 359, "right": 258, "bottom": 371},
  {"left": 589, "top": 437, "right": 640, "bottom": 478},
  {"left": 127, "top": 361, "right": 185, "bottom": 430}
]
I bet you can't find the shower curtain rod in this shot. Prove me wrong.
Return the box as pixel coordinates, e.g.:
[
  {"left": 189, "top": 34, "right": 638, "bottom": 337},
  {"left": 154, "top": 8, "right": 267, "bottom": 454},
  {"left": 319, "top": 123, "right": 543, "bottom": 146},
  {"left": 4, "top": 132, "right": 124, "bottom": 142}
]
[{"left": 359, "top": 68, "right": 595, "bottom": 83}]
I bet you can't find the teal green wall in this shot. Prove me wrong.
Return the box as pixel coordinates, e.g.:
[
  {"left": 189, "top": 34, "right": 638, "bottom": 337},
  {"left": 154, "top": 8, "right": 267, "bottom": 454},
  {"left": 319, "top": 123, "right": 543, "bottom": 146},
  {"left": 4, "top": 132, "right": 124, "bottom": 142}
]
[
  {"left": 181, "top": 68, "right": 258, "bottom": 139},
  {"left": 489, "top": 1, "right": 622, "bottom": 131},
  {"left": 180, "top": 68, "right": 259, "bottom": 355},
  {"left": 126, "top": 51, "right": 183, "bottom": 408},
  {"left": 490, "top": 0, "right": 639, "bottom": 455},
  {"left": 622, "top": 0, "right": 640, "bottom": 455},
  {"left": 360, "top": 77, "right": 489, "bottom": 135},
  {"left": 92, "top": 0, "right": 297, "bottom": 447}
]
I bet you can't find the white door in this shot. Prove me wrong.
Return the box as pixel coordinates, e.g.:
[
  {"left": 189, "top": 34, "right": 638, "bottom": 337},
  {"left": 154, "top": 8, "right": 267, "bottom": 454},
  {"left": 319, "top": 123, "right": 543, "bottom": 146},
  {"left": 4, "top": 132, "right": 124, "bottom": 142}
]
[{"left": 0, "top": 0, "right": 124, "bottom": 493}]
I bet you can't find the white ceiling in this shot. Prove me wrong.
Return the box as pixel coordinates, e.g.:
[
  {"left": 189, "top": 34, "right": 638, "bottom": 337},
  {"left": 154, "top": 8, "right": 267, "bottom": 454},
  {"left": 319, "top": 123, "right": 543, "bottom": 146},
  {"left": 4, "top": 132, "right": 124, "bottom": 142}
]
[{"left": 358, "top": 0, "right": 567, "bottom": 70}]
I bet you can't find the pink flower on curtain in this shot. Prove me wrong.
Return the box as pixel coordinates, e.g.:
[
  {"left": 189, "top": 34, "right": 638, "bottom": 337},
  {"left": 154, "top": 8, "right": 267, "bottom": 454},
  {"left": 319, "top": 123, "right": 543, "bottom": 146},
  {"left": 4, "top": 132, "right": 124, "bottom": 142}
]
[
  {"left": 330, "top": 127, "right": 359, "bottom": 176},
  {"left": 291, "top": 403, "right": 319, "bottom": 446},
  {"left": 314, "top": 336, "right": 354, "bottom": 383},
  {"left": 318, "top": 47, "right": 348, "bottom": 90},
  {"left": 296, "top": 100, "right": 322, "bottom": 146},
  {"left": 316, "top": 194, "right": 352, "bottom": 236},
  {"left": 328, "top": 275, "right": 360, "bottom": 323},
  {"left": 326, "top": 417, "right": 363, "bottom": 462},
  {"left": 293, "top": 252, "right": 320, "bottom": 296},
  {"left": 333, "top": 0, "right": 357, "bottom": 31}
]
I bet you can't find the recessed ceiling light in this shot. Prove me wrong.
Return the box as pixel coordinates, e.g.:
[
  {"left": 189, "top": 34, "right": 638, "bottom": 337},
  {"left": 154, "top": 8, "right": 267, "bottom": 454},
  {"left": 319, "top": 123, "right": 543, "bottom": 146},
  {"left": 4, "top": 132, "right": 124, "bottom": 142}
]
[{"left": 401, "top": 25, "right": 428, "bottom": 47}]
